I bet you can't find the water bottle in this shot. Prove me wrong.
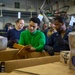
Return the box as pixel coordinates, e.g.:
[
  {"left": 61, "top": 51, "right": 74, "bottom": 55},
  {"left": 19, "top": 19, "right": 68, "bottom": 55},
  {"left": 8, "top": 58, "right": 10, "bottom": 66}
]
[{"left": 0, "top": 61, "right": 5, "bottom": 72}]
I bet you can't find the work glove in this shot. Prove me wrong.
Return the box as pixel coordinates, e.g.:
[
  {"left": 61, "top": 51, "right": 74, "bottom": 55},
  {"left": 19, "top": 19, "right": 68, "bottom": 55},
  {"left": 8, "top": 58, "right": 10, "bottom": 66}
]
[{"left": 44, "top": 45, "right": 54, "bottom": 56}]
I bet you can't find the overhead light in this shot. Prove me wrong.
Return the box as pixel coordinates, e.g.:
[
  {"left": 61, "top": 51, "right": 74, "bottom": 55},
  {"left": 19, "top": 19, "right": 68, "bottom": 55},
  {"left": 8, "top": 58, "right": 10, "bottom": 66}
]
[
  {"left": 18, "top": 12, "right": 21, "bottom": 18},
  {"left": 0, "top": 3, "right": 3, "bottom": 17},
  {"left": 0, "top": 3, "right": 5, "bottom": 7}
]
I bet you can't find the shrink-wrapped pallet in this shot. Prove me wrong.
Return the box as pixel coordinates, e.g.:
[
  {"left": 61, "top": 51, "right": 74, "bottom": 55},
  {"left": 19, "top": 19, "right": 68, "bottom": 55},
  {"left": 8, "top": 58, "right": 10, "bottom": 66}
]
[{"left": 0, "top": 36, "right": 7, "bottom": 50}]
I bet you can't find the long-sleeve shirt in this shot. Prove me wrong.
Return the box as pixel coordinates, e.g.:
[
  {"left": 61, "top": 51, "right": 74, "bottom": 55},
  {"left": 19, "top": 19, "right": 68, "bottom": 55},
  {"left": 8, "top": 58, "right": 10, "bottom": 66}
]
[
  {"left": 7, "top": 28, "right": 24, "bottom": 41},
  {"left": 47, "top": 29, "right": 71, "bottom": 52},
  {"left": 7, "top": 28, "right": 24, "bottom": 48},
  {"left": 19, "top": 30, "right": 46, "bottom": 52}
]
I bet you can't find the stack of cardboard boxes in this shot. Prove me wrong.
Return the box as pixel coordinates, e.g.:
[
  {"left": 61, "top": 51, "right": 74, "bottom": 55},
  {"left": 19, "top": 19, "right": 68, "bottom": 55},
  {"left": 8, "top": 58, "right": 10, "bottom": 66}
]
[
  {"left": 8, "top": 62, "right": 75, "bottom": 75},
  {"left": 0, "top": 47, "right": 60, "bottom": 73}
]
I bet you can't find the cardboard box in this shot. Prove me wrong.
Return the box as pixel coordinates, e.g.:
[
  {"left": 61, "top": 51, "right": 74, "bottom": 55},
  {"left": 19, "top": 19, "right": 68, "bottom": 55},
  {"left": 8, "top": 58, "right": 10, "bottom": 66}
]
[
  {"left": 0, "top": 48, "right": 50, "bottom": 61},
  {"left": 0, "top": 48, "right": 18, "bottom": 61},
  {"left": 0, "top": 48, "right": 60, "bottom": 61},
  {"left": 0, "top": 73, "right": 8, "bottom": 75},
  {"left": 8, "top": 71, "right": 31, "bottom": 75},
  {"left": 0, "top": 48, "right": 60, "bottom": 73},
  {"left": 14, "top": 62, "right": 75, "bottom": 75},
  {"left": 5, "top": 55, "right": 60, "bottom": 72}
]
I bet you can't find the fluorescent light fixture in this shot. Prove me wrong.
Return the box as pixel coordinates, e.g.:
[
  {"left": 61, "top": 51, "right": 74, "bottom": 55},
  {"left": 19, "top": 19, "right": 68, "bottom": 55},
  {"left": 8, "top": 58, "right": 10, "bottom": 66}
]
[{"left": 18, "top": 12, "right": 21, "bottom": 18}]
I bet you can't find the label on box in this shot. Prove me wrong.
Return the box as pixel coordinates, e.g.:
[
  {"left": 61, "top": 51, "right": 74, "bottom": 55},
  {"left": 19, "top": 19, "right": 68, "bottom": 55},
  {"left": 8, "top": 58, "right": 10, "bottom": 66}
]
[{"left": 60, "top": 51, "right": 70, "bottom": 65}]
